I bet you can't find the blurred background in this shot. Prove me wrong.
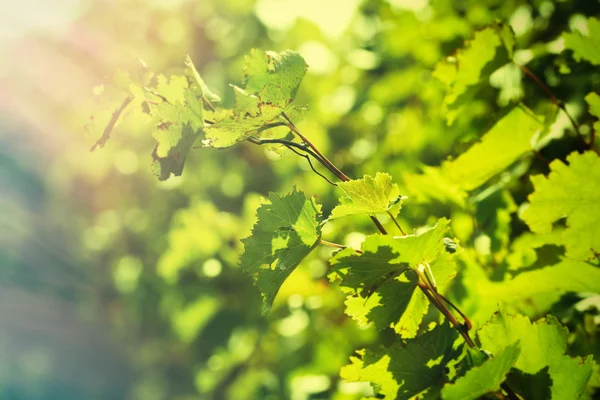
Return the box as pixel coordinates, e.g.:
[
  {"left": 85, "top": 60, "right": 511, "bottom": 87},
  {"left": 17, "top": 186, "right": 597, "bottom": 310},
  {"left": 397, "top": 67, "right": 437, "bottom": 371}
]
[{"left": 1, "top": 0, "right": 599, "bottom": 399}]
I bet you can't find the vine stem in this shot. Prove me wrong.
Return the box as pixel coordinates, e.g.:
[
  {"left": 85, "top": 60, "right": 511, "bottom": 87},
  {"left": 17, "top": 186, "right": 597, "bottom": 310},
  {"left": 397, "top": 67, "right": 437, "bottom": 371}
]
[
  {"left": 282, "top": 112, "right": 350, "bottom": 182},
  {"left": 387, "top": 210, "right": 407, "bottom": 236},
  {"left": 90, "top": 94, "right": 134, "bottom": 151},
  {"left": 281, "top": 112, "right": 389, "bottom": 235},
  {"left": 281, "top": 111, "right": 476, "bottom": 347},
  {"left": 515, "top": 62, "right": 590, "bottom": 148},
  {"left": 320, "top": 239, "right": 363, "bottom": 253}
]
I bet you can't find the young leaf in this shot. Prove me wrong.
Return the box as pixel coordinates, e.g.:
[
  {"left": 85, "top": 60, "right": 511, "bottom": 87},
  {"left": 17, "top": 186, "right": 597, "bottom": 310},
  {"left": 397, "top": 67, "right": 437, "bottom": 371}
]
[
  {"left": 329, "top": 172, "right": 403, "bottom": 220},
  {"left": 441, "top": 342, "right": 520, "bottom": 400},
  {"left": 341, "top": 322, "right": 460, "bottom": 399},
  {"left": 148, "top": 74, "right": 205, "bottom": 180},
  {"left": 240, "top": 188, "right": 322, "bottom": 314},
  {"left": 243, "top": 49, "right": 308, "bottom": 108},
  {"left": 521, "top": 151, "right": 600, "bottom": 260},
  {"left": 563, "top": 17, "right": 600, "bottom": 65},
  {"left": 203, "top": 49, "right": 308, "bottom": 148},
  {"left": 476, "top": 312, "right": 595, "bottom": 399}
]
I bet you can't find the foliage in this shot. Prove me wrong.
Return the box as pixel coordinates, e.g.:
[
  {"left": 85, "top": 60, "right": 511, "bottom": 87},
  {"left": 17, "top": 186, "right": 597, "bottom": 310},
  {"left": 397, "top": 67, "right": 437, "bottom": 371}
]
[{"left": 4, "top": 0, "right": 600, "bottom": 399}]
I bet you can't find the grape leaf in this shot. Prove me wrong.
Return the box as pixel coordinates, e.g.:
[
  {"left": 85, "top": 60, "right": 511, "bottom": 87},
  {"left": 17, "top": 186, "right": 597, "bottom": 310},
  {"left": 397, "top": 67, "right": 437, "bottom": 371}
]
[
  {"left": 203, "top": 50, "right": 308, "bottom": 148},
  {"left": 240, "top": 188, "right": 322, "bottom": 314},
  {"left": 341, "top": 322, "right": 460, "bottom": 399},
  {"left": 563, "top": 17, "right": 600, "bottom": 65},
  {"left": 521, "top": 151, "right": 600, "bottom": 260},
  {"left": 500, "top": 259, "right": 600, "bottom": 298},
  {"left": 478, "top": 313, "right": 566, "bottom": 375},
  {"left": 244, "top": 49, "right": 308, "bottom": 108},
  {"left": 477, "top": 312, "right": 595, "bottom": 399},
  {"left": 149, "top": 74, "right": 205, "bottom": 180},
  {"left": 473, "top": 189, "right": 517, "bottom": 263},
  {"left": 332, "top": 219, "right": 456, "bottom": 337},
  {"left": 441, "top": 106, "right": 541, "bottom": 191},
  {"left": 433, "top": 23, "right": 515, "bottom": 124},
  {"left": 329, "top": 173, "right": 404, "bottom": 220},
  {"left": 441, "top": 342, "right": 520, "bottom": 400},
  {"left": 586, "top": 92, "right": 600, "bottom": 135},
  {"left": 549, "top": 354, "right": 595, "bottom": 400},
  {"left": 506, "top": 230, "right": 564, "bottom": 271},
  {"left": 404, "top": 106, "right": 542, "bottom": 206},
  {"left": 184, "top": 54, "right": 221, "bottom": 105}
]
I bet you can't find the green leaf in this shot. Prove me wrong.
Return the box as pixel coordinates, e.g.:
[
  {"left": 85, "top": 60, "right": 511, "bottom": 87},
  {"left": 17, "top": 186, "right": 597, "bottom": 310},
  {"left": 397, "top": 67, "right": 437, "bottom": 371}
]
[
  {"left": 473, "top": 189, "right": 517, "bottom": 263},
  {"left": 404, "top": 106, "right": 543, "bottom": 206},
  {"left": 433, "top": 23, "right": 515, "bottom": 124},
  {"left": 441, "top": 342, "right": 520, "bottom": 400},
  {"left": 329, "top": 173, "right": 404, "bottom": 219},
  {"left": 203, "top": 49, "right": 308, "bottom": 148},
  {"left": 203, "top": 100, "right": 283, "bottom": 148},
  {"left": 152, "top": 124, "right": 201, "bottom": 181},
  {"left": 502, "top": 259, "right": 600, "bottom": 298},
  {"left": 549, "top": 354, "right": 595, "bottom": 400},
  {"left": 563, "top": 17, "right": 600, "bottom": 65},
  {"left": 184, "top": 54, "right": 221, "bottom": 105},
  {"left": 240, "top": 188, "right": 322, "bottom": 314},
  {"left": 521, "top": 151, "right": 600, "bottom": 260},
  {"left": 476, "top": 312, "right": 595, "bottom": 399},
  {"left": 341, "top": 322, "right": 460, "bottom": 399},
  {"left": 477, "top": 313, "right": 567, "bottom": 374},
  {"left": 332, "top": 219, "right": 456, "bottom": 337},
  {"left": 243, "top": 49, "right": 308, "bottom": 108},
  {"left": 586, "top": 92, "right": 600, "bottom": 135},
  {"left": 441, "top": 106, "right": 542, "bottom": 191},
  {"left": 506, "top": 230, "right": 565, "bottom": 271},
  {"left": 149, "top": 74, "right": 204, "bottom": 181}
]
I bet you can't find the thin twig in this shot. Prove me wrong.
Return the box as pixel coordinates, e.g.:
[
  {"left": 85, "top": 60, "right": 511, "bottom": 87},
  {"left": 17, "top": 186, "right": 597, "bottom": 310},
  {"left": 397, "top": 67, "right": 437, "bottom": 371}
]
[
  {"left": 90, "top": 94, "right": 134, "bottom": 152},
  {"left": 282, "top": 112, "right": 351, "bottom": 182},
  {"left": 286, "top": 146, "right": 338, "bottom": 186},
  {"left": 247, "top": 136, "right": 340, "bottom": 181},
  {"left": 320, "top": 239, "right": 362, "bottom": 253},
  {"left": 516, "top": 63, "right": 586, "bottom": 145},
  {"left": 386, "top": 210, "right": 406, "bottom": 236},
  {"left": 416, "top": 269, "right": 476, "bottom": 347}
]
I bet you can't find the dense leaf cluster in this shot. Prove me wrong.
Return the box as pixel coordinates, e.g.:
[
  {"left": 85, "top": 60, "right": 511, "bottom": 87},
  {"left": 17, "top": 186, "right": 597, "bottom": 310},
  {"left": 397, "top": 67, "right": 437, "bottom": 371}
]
[{"left": 87, "top": 10, "right": 600, "bottom": 400}]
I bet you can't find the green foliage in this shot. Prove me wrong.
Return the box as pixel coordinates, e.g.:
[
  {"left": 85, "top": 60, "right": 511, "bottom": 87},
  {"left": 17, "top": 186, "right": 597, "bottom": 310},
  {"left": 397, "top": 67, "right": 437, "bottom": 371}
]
[
  {"left": 240, "top": 188, "right": 322, "bottom": 314},
  {"left": 203, "top": 50, "right": 308, "bottom": 148},
  {"left": 433, "top": 23, "right": 514, "bottom": 123},
  {"left": 441, "top": 342, "right": 520, "bottom": 400},
  {"left": 72, "top": 3, "right": 600, "bottom": 399},
  {"left": 331, "top": 219, "right": 456, "bottom": 337},
  {"left": 404, "top": 105, "right": 543, "bottom": 206},
  {"left": 477, "top": 312, "right": 595, "bottom": 399},
  {"left": 564, "top": 17, "right": 600, "bottom": 65},
  {"left": 329, "top": 172, "right": 403, "bottom": 219},
  {"left": 340, "top": 322, "right": 460, "bottom": 399},
  {"left": 522, "top": 151, "right": 600, "bottom": 260}
]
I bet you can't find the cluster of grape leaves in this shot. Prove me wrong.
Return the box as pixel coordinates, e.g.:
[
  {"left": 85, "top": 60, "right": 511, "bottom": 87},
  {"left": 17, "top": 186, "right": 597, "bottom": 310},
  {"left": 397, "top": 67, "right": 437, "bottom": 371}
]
[
  {"left": 87, "top": 49, "right": 308, "bottom": 180},
  {"left": 86, "top": 17, "right": 600, "bottom": 400},
  {"left": 334, "top": 20, "right": 599, "bottom": 399},
  {"left": 340, "top": 312, "right": 593, "bottom": 400}
]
